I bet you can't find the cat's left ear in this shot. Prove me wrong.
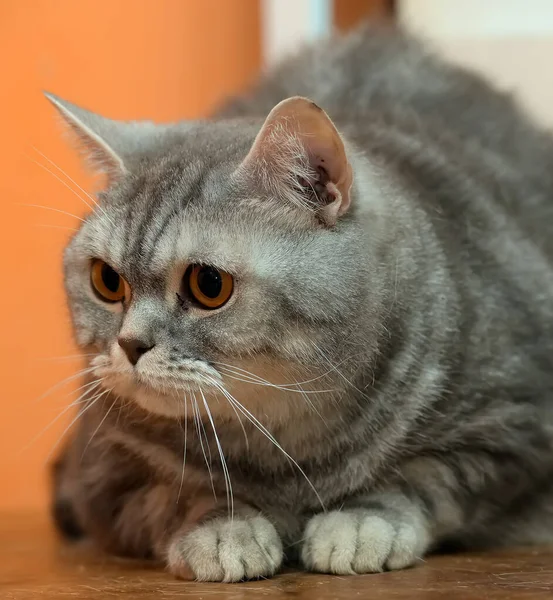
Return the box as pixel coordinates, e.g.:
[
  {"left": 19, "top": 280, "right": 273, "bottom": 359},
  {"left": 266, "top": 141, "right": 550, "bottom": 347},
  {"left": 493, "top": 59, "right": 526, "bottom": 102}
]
[
  {"left": 237, "top": 96, "right": 353, "bottom": 226},
  {"left": 45, "top": 92, "right": 157, "bottom": 185}
]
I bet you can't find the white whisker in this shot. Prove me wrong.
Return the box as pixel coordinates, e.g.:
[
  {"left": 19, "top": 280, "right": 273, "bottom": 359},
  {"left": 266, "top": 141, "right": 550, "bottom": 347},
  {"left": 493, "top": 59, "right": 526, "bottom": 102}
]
[
  {"left": 213, "top": 360, "right": 340, "bottom": 391},
  {"left": 32, "top": 366, "right": 98, "bottom": 405},
  {"left": 18, "top": 203, "right": 86, "bottom": 222},
  {"left": 296, "top": 384, "right": 329, "bottom": 427},
  {"left": 21, "top": 380, "right": 103, "bottom": 455},
  {"left": 33, "top": 223, "right": 79, "bottom": 233},
  {"left": 191, "top": 391, "right": 216, "bottom": 500},
  {"left": 63, "top": 378, "right": 104, "bottom": 406},
  {"left": 80, "top": 393, "right": 119, "bottom": 460},
  {"left": 46, "top": 387, "right": 112, "bottom": 461},
  {"left": 216, "top": 389, "right": 250, "bottom": 451},
  {"left": 200, "top": 389, "right": 234, "bottom": 519},
  {"left": 216, "top": 366, "right": 335, "bottom": 395},
  {"left": 36, "top": 353, "right": 98, "bottom": 362},
  {"left": 29, "top": 147, "right": 118, "bottom": 228},
  {"left": 26, "top": 157, "right": 94, "bottom": 215},
  {"left": 31, "top": 147, "right": 95, "bottom": 204},
  {"left": 311, "top": 342, "right": 371, "bottom": 400},
  {"left": 177, "top": 395, "right": 189, "bottom": 500},
  {"left": 206, "top": 377, "right": 325, "bottom": 511}
]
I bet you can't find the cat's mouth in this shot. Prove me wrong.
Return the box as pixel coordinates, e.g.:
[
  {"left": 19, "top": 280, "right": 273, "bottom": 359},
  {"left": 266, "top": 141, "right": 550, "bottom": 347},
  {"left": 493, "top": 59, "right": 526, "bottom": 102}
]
[{"left": 89, "top": 352, "right": 224, "bottom": 418}]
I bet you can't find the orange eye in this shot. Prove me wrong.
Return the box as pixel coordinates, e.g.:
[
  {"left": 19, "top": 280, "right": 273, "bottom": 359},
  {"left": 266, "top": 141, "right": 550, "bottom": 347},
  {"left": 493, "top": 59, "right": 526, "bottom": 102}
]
[
  {"left": 90, "top": 260, "right": 126, "bottom": 303},
  {"left": 186, "top": 264, "right": 233, "bottom": 309}
]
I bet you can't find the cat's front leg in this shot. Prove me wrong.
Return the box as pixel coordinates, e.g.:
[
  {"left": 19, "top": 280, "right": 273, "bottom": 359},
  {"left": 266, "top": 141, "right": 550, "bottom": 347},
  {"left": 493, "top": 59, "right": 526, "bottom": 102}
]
[
  {"left": 166, "top": 502, "right": 284, "bottom": 582},
  {"left": 301, "top": 492, "right": 430, "bottom": 574},
  {"left": 301, "top": 447, "right": 543, "bottom": 575}
]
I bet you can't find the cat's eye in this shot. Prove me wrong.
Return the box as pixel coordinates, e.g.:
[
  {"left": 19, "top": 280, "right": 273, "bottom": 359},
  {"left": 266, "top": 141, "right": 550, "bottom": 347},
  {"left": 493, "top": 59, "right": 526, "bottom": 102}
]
[
  {"left": 185, "top": 264, "right": 233, "bottom": 309},
  {"left": 90, "top": 259, "right": 126, "bottom": 303}
]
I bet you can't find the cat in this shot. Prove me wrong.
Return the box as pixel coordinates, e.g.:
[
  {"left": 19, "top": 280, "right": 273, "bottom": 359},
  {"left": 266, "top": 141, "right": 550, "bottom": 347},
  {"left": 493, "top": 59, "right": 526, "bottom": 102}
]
[{"left": 49, "top": 24, "right": 553, "bottom": 582}]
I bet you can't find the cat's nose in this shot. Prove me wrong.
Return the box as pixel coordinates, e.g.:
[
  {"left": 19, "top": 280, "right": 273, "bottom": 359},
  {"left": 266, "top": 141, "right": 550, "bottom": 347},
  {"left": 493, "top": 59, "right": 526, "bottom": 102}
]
[{"left": 118, "top": 336, "right": 155, "bottom": 366}]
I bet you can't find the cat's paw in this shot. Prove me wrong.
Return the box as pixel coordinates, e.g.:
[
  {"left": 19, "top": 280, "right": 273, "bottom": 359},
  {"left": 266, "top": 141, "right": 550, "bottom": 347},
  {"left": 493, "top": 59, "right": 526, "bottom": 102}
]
[
  {"left": 301, "top": 507, "right": 429, "bottom": 575},
  {"left": 167, "top": 515, "right": 283, "bottom": 582}
]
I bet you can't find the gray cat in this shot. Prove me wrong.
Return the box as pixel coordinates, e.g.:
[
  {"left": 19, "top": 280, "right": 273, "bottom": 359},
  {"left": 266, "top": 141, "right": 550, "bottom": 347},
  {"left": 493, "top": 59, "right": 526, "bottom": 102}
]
[{"left": 49, "top": 25, "right": 553, "bottom": 582}]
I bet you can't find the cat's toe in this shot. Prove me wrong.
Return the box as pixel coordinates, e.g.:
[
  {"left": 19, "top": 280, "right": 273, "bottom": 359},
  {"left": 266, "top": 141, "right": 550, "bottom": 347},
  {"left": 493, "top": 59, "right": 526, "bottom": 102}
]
[
  {"left": 301, "top": 509, "right": 428, "bottom": 575},
  {"left": 385, "top": 516, "right": 428, "bottom": 571},
  {"left": 167, "top": 515, "right": 283, "bottom": 582}
]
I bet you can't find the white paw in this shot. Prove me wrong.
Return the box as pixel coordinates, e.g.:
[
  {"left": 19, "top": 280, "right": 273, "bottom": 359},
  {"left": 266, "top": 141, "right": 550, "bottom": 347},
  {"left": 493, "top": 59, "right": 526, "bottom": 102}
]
[
  {"left": 301, "top": 508, "right": 429, "bottom": 575},
  {"left": 167, "top": 515, "right": 283, "bottom": 582}
]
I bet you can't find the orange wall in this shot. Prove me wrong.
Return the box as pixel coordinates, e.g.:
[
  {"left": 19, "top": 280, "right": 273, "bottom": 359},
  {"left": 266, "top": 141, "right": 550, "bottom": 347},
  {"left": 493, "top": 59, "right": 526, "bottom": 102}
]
[{"left": 0, "top": 0, "right": 260, "bottom": 511}]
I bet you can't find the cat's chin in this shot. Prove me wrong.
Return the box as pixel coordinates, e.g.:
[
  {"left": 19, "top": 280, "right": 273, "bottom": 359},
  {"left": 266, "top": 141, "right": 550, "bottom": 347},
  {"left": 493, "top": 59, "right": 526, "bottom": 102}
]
[
  {"left": 110, "top": 377, "right": 222, "bottom": 419},
  {"left": 132, "top": 386, "right": 190, "bottom": 419},
  {"left": 112, "top": 379, "right": 213, "bottom": 419}
]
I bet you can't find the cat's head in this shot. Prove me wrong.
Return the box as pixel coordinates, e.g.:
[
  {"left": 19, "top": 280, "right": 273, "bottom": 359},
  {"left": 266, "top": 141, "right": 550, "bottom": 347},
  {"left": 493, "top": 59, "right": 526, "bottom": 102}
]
[{"left": 49, "top": 93, "right": 379, "bottom": 419}]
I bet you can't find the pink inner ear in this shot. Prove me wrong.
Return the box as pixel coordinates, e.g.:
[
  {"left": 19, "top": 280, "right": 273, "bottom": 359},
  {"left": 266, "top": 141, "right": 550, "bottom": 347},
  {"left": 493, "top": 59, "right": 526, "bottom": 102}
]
[{"left": 240, "top": 96, "right": 353, "bottom": 224}]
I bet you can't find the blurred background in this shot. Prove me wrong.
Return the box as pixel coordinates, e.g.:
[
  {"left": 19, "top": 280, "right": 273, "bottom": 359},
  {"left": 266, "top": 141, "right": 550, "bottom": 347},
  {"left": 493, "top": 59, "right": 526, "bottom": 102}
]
[{"left": 1, "top": 0, "right": 552, "bottom": 512}]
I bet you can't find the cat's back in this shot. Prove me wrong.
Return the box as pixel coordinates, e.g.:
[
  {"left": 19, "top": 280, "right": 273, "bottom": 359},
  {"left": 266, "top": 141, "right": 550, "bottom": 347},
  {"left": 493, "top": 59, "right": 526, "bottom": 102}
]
[{"left": 221, "top": 27, "right": 552, "bottom": 195}]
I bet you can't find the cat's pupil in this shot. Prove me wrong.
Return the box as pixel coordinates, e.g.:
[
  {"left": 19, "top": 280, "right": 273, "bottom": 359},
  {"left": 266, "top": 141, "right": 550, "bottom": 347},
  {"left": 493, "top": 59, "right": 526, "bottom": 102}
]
[
  {"left": 197, "top": 267, "right": 222, "bottom": 298},
  {"left": 101, "top": 264, "right": 120, "bottom": 293}
]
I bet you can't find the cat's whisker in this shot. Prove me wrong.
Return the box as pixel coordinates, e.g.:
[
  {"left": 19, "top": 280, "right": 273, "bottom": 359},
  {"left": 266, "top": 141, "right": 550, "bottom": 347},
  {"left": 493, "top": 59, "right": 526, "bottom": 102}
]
[
  {"left": 20, "top": 380, "right": 103, "bottom": 455},
  {"left": 69, "top": 380, "right": 103, "bottom": 406},
  {"left": 29, "top": 146, "right": 118, "bottom": 228},
  {"left": 33, "top": 223, "right": 79, "bottom": 233},
  {"left": 37, "top": 353, "right": 98, "bottom": 362},
  {"left": 284, "top": 535, "right": 309, "bottom": 550},
  {"left": 215, "top": 366, "right": 335, "bottom": 395},
  {"left": 213, "top": 360, "right": 343, "bottom": 390},
  {"left": 215, "top": 389, "right": 250, "bottom": 451},
  {"left": 18, "top": 203, "right": 86, "bottom": 223},
  {"left": 30, "top": 147, "right": 95, "bottom": 206},
  {"left": 65, "top": 378, "right": 104, "bottom": 406},
  {"left": 310, "top": 342, "right": 372, "bottom": 400},
  {"left": 206, "top": 377, "right": 325, "bottom": 511},
  {"left": 210, "top": 380, "right": 291, "bottom": 465},
  {"left": 296, "top": 385, "right": 330, "bottom": 428},
  {"left": 46, "top": 387, "right": 112, "bottom": 462},
  {"left": 191, "top": 391, "right": 217, "bottom": 501},
  {"left": 80, "top": 392, "right": 119, "bottom": 460},
  {"left": 26, "top": 151, "right": 94, "bottom": 212},
  {"left": 274, "top": 365, "right": 332, "bottom": 425},
  {"left": 43, "top": 377, "right": 102, "bottom": 412},
  {"left": 177, "top": 395, "right": 189, "bottom": 500},
  {"left": 194, "top": 392, "right": 213, "bottom": 464},
  {"left": 211, "top": 364, "right": 269, "bottom": 385},
  {"left": 200, "top": 388, "right": 234, "bottom": 520},
  {"left": 32, "top": 365, "right": 98, "bottom": 405}
]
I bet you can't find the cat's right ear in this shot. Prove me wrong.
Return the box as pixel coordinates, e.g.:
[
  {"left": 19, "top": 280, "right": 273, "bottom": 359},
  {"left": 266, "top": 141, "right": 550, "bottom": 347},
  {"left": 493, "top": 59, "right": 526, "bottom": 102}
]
[{"left": 45, "top": 92, "right": 152, "bottom": 184}]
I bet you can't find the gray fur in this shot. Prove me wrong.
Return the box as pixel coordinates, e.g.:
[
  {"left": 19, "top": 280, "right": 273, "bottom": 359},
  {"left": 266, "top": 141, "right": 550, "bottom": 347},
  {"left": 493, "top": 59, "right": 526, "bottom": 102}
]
[{"left": 52, "top": 25, "right": 553, "bottom": 581}]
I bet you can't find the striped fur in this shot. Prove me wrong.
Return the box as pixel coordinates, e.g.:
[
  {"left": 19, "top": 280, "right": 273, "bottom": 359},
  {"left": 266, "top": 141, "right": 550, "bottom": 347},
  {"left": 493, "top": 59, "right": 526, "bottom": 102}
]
[{"left": 52, "top": 25, "right": 553, "bottom": 581}]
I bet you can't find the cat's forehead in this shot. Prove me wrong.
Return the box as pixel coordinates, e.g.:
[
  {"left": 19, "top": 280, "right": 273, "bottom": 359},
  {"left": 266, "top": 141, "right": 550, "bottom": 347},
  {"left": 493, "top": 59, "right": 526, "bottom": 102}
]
[
  {"left": 85, "top": 169, "right": 242, "bottom": 270},
  {"left": 70, "top": 118, "right": 305, "bottom": 281},
  {"left": 76, "top": 176, "right": 292, "bottom": 290}
]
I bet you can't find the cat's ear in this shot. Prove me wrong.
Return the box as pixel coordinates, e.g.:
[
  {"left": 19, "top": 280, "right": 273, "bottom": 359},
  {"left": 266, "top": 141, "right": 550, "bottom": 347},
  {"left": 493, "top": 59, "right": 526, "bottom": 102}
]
[
  {"left": 238, "top": 96, "right": 353, "bottom": 226},
  {"left": 45, "top": 92, "right": 155, "bottom": 184}
]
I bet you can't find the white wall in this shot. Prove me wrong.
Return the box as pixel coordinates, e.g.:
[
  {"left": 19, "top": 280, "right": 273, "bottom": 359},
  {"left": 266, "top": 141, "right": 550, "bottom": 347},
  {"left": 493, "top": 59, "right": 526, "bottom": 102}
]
[
  {"left": 262, "top": 0, "right": 331, "bottom": 66},
  {"left": 399, "top": 0, "right": 553, "bottom": 127}
]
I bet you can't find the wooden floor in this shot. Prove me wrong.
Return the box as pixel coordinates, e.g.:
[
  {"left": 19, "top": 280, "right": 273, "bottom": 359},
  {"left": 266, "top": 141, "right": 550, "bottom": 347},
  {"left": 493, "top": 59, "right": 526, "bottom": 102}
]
[{"left": 2, "top": 514, "right": 552, "bottom": 599}]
